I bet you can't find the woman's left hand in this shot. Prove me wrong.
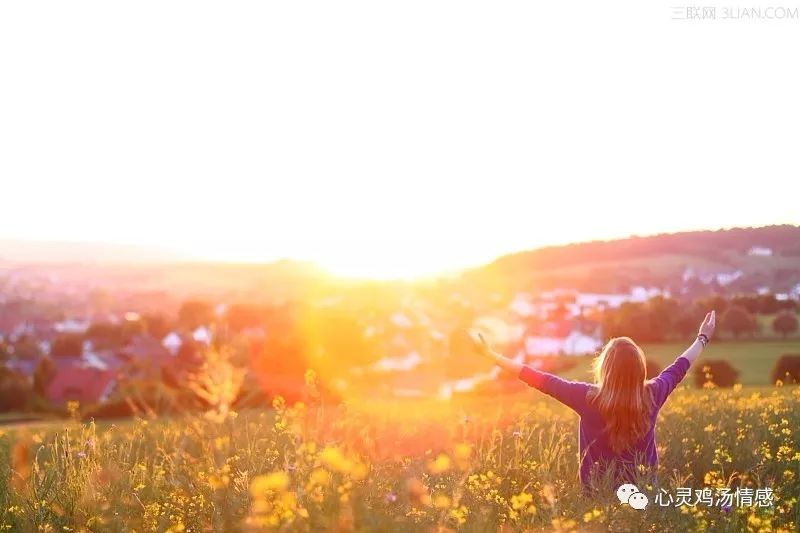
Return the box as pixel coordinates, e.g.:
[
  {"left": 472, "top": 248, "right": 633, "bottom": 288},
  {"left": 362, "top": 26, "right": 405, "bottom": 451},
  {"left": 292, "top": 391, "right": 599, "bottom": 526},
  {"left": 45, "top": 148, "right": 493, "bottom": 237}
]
[{"left": 469, "top": 331, "right": 492, "bottom": 358}]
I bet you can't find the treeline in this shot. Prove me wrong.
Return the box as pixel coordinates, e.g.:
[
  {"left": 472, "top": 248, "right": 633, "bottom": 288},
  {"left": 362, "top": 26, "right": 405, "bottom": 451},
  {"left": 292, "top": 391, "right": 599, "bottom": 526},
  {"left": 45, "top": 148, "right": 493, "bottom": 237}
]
[
  {"left": 473, "top": 225, "right": 800, "bottom": 294},
  {"left": 490, "top": 225, "right": 800, "bottom": 273},
  {"left": 601, "top": 294, "right": 799, "bottom": 342}
]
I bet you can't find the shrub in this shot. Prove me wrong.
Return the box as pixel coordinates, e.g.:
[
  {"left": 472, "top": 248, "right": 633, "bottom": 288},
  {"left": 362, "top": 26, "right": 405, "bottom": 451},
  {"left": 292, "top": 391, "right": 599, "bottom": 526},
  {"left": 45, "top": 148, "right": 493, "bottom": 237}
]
[
  {"left": 693, "top": 359, "right": 739, "bottom": 388},
  {"left": 771, "top": 354, "right": 800, "bottom": 385}
]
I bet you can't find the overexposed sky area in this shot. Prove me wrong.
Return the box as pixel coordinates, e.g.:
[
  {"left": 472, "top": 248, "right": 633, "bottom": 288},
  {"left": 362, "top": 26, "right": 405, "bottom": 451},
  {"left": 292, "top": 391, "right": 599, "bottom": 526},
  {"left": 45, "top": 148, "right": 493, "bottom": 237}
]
[{"left": 1, "top": 1, "right": 798, "bottom": 278}]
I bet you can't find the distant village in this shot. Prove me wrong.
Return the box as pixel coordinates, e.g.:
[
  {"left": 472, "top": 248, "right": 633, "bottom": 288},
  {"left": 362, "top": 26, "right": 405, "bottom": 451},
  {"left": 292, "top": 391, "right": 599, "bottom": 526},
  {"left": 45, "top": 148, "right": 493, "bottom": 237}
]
[{"left": 1, "top": 244, "right": 799, "bottom": 415}]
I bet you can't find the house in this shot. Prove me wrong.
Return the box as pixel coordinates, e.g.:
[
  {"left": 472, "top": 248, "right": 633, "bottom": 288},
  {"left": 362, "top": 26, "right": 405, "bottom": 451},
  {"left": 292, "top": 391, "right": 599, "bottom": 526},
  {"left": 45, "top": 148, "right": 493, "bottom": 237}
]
[
  {"left": 162, "top": 332, "right": 183, "bottom": 354},
  {"left": 120, "top": 335, "right": 172, "bottom": 363},
  {"left": 509, "top": 295, "right": 537, "bottom": 318},
  {"left": 46, "top": 366, "right": 116, "bottom": 406},
  {"left": 82, "top": 350, "right": 123, "bottom": 371},
  {"left": 791, "top": 283, "right": 800, "bottom": 299},
  {"left": 438, "top": 366, "right": 501, "bottom": 400},
  {"left": 630, "top": 286, "right": 665, "bottom": 302},
  {"left": 520, "top": 318, "right": 603, "bottom": 357},
  {"left": 748, "top": 246, "right": 773, "bottom": 256},
  {"left": 192, "top": 326, "right": 212, "bottom": 344},
  {"left": 716, "top": 270, "right": 744, "bottom": 286},
  {"left": 683, "top": 267, "right": 745, "bottom": 287},
  {"left": 525, "top": 288, "right": 663, "bottom": 315},
  {"left": 391, "top": 312, "right": 414, "bottom": 329},
  {"left": 574, "top": 293, "right": 631, "bottom": 310},
  {"left": 4, "top": 359, "right": 37, "bottom": 380},
  {"left": 53, "top": 318, "right": 90, "bottom": 334},
  {"left": 371, "top": 351, "right": 422, "bottom": 372}
]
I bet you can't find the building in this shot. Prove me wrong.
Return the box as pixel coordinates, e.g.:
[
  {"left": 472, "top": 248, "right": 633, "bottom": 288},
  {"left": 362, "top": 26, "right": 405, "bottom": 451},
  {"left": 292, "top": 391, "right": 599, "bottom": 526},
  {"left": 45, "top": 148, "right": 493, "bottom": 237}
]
[
  {"left": 748, "top": 246, "right": 773, "bottom": 256},
  {"left": 520, "top": 318, "right": 603, "bottom": 357},
  {"left": 46, "top": 366, "right": 116, "bottom": 406}
]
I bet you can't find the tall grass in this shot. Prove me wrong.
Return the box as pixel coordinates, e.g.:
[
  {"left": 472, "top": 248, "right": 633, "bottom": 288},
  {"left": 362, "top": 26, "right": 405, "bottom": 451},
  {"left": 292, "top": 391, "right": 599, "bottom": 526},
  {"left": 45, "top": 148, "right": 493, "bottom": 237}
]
[{"left": 1, "top": 384, "right": 798, "bottom": 531}]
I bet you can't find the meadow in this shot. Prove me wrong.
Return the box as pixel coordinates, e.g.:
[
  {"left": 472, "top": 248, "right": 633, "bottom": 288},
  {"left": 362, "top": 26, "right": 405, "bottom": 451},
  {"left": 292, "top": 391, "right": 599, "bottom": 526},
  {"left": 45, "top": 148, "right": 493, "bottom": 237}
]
[
  {"left": 1, "top": 376, "right": 798, "bottom": 532},
  {"left": 560, "top": 340, "right": 800, "bottom": 386}
]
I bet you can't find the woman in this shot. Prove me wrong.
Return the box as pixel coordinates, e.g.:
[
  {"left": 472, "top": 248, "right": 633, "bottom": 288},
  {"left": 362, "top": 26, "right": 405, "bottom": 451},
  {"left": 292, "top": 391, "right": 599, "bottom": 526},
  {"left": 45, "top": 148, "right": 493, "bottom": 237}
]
[{"left": 471, "top": 311, "right": 716, "bottom": 489}]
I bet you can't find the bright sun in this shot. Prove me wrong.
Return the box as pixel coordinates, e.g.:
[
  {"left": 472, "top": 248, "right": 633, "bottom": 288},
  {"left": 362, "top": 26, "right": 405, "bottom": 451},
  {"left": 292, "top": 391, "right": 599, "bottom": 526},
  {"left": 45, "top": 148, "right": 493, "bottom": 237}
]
[
  {"left": 193, "top": 240, "right": 500, "bottom": 281},
  {"left": 303, "top": 242, "right": 495, "bottom": 280}
]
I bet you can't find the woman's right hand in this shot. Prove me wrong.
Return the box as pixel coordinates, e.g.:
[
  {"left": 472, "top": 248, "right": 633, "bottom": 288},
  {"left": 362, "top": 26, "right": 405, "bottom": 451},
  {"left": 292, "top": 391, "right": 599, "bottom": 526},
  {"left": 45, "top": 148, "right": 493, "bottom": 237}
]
[{"left": 698, "top": 310, "right": 716, "bottom": 338}]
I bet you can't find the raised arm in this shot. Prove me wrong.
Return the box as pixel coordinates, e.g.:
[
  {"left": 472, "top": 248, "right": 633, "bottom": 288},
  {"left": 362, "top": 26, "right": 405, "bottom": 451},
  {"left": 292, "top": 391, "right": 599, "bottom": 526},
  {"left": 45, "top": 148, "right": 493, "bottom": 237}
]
[
  {"left": 652, "top": 310, "right": 716, "bottom": 405},
  {"left": 679, "top": 310, "right": 716, "bottom": 366},
  {"left": 469, "top": 331, "right": 590, "bottom": 413},
  {"left": 469, "top": 332, "right": 523, "bottom": 375}
]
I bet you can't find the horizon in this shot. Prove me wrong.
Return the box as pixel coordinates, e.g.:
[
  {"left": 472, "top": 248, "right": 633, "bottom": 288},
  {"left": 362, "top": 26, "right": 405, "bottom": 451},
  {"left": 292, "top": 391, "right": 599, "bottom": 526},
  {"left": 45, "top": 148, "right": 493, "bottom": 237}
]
[{"left": 1, "top": 222, "right": 795, "bottom": 280}]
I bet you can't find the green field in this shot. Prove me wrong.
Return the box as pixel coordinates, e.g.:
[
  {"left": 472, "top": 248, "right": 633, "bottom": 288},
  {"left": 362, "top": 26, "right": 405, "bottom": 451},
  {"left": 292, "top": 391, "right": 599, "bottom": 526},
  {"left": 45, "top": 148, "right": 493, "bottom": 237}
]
[{"left": 560, "top": 340, "right": 800, "bottom": 386}]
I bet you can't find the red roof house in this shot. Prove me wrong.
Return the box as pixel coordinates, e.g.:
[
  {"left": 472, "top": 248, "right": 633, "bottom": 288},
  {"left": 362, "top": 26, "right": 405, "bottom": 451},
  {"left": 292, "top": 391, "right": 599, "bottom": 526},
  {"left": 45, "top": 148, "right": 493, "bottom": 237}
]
[{"left": 46, "top": 366, "right": 117, "bottom": 406}]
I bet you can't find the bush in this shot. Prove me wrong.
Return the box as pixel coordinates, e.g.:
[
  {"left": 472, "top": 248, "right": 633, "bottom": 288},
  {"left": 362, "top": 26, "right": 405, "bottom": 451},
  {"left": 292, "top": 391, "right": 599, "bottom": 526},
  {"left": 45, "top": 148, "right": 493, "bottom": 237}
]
[
  {"left": 0, "top": 369, "right": 33, "bottom": 411},
  {"left": 693, "top": 360, "right": 740, "bottom": 388},
  {"left": 771, "top": 354, "right": 800, "bottom": 385}
]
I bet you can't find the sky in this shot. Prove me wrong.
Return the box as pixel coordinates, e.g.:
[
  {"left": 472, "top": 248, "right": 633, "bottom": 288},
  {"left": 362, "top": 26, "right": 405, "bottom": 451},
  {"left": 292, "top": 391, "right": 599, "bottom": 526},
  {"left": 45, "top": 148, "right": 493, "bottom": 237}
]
[{"left": 1, "top": 1, "right": 798, "bottom": 278}]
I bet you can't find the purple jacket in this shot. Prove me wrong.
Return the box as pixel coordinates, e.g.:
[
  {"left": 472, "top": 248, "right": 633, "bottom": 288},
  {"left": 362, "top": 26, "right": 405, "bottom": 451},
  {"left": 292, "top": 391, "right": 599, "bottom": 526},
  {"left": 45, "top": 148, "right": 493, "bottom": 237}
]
[{"left": 518, "top": 356, "right": 691, "bottom": 487}]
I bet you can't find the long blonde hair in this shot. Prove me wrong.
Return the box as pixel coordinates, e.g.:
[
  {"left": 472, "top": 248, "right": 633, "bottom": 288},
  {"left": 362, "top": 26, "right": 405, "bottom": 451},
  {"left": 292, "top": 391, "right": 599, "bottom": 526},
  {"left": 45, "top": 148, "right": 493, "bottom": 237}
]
[{"left": 587, "top": 337, "right": 654, "bottom": 454}]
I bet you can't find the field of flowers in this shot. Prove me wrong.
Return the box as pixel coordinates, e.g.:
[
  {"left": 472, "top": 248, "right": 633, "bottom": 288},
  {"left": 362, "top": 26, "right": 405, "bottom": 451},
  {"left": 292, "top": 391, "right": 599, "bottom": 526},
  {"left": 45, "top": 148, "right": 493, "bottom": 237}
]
[{"left": 1, "top": 378, "right": 798, "bottom": 532}]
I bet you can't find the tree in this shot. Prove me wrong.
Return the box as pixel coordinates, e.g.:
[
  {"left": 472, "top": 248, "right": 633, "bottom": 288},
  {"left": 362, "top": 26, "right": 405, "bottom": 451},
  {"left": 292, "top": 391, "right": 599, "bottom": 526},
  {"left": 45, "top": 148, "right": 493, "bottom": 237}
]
[
  {"left": 628, "top": 309, "right": 660, "bottom": 342},
  {"left": 178, "top": 300, "right": 215, "bottom": 330},
  {"left": 141, "top": 313, "right": 171, "bottom": 339},
  {"left": 601, "top": 302, "right": 642, "bottom": 339},
  {"left": 757, "top": 294, "right": 782, "bottom": 315},
  {"left": 697, "top": 295, "right": 730, "bottom": 315},
  {"left": 12, "top": 335, "right": 43, "bottom": 360},
  {"left": 602, "top": 302, "right": 669, "bottom": 342},
  {"left": 0, "top": 367, "right": 33, "bottom": 411},
  {"left": 642, "top": 296, "right": 678, "bottom": 342},
  {"left": 721, "top": 305, "right": 758, "bottom": 338},
  {"left": 85, "top": 322, "right": 127, "bottom": 350},
  {"left": 33, "top": 357, "right": 56, "bottom": 398},
  {"left": 0, "top": 340, "right": 10, "bottom": 363},
  {"left": 674, "top": 309, "right": 703, "bottom": 338},
  {"left": 772, "top": 311, "right": 799, "bottom": 339},
  {"left": 730, "top": 295, "right": 759, "bottom": 314},
  {"left": 225, "top": 303, "right": 267, "bottom": 333},
  {"left": 50, "top": 334, "right": 84, "bottom": 357},
  {"left": 546, "top": 303, "right": 570, "bottom": 322}
]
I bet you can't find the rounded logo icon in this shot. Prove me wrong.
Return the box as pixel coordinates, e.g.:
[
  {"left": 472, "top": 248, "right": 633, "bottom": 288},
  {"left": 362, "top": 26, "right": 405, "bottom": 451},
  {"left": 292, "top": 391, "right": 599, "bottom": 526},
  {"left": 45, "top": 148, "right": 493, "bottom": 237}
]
[
  {"left": 628, "top": 491, "right": 649, "bottom": 510},
  {"left": 616, "top": 483, "right": 639, "bottom": 504}
]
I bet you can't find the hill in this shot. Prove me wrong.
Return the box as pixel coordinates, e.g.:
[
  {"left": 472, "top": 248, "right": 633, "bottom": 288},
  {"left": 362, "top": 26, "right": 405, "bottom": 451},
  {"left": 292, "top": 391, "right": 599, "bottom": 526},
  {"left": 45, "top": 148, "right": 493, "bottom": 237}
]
[{"left": 468, "top": 225, "right": 800, "bottom": 294}]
